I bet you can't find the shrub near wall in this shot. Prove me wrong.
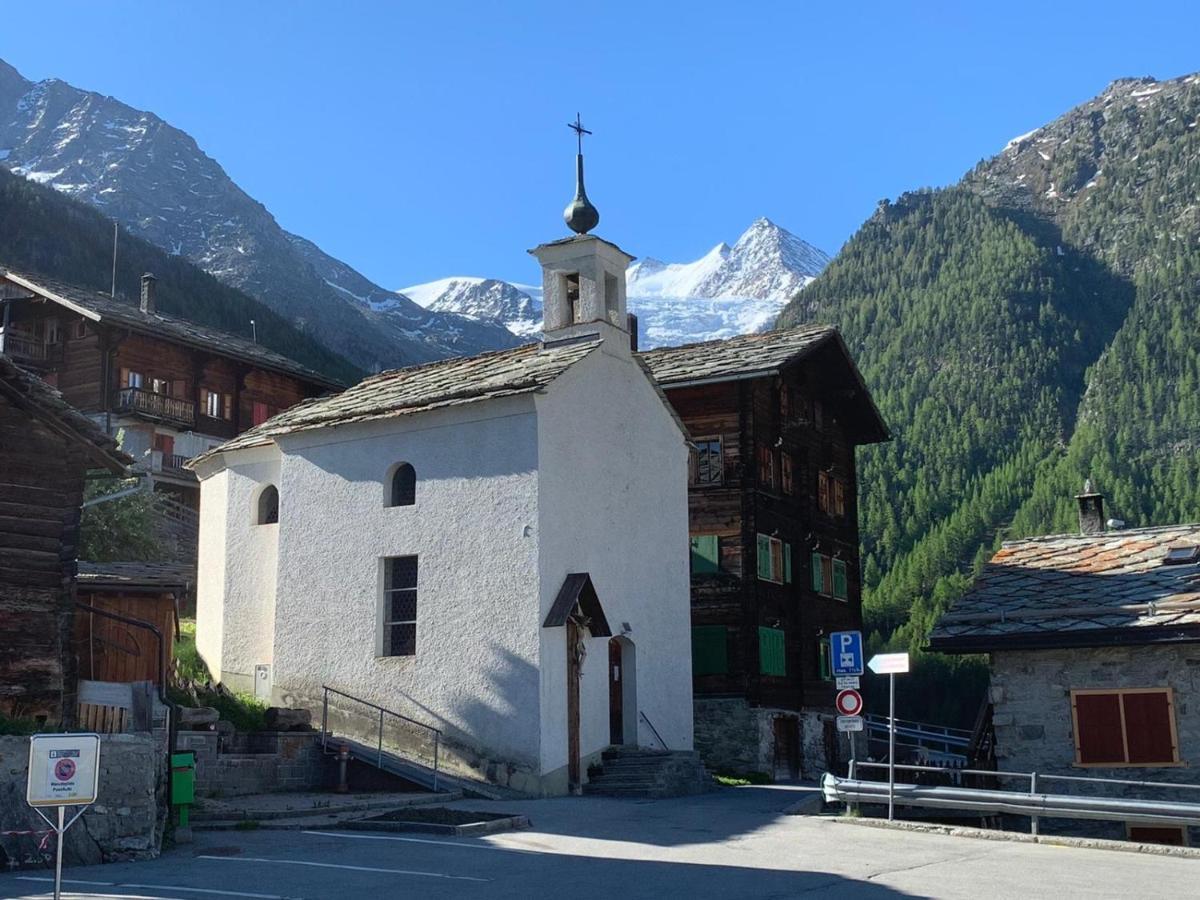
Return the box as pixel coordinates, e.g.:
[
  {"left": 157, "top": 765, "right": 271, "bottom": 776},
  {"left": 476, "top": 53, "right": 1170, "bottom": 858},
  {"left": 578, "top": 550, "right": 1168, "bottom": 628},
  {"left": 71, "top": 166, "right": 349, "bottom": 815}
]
[{"left": 0, "top": 733, "right": 165, "bottom": 869}]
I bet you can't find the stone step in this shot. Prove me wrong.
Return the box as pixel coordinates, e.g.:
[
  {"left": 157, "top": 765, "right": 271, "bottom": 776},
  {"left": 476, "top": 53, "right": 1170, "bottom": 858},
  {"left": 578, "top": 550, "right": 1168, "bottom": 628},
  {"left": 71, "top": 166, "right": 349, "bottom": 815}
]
[{"left": 586, "top": 774, "right": 659, "bottom": 787}]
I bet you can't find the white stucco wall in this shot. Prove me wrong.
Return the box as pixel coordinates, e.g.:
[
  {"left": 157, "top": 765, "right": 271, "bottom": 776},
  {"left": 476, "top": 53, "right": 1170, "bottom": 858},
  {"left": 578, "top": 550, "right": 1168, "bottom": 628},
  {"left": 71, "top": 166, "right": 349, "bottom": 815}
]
[
  {"left": 535, "top": 342, "right": 694, "bottom": 780},
  {"left": 269, "top": 396, "right": 543, "bottom": 768},
  {"left": 194, "top": 449, "right": 280, "bottom": 691}
]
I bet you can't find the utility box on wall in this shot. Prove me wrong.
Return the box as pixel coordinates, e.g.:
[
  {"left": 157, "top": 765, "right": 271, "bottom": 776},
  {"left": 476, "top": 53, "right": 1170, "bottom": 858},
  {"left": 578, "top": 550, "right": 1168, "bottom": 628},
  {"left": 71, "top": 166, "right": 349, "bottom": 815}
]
[{"left": 254, "top": 664, "right": 271, "bottom": 702}]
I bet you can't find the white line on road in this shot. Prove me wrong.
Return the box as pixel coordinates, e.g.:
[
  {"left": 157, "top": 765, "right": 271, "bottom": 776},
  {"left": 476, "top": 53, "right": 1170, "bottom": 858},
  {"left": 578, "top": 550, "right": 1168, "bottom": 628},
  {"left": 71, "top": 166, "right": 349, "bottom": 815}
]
[
  {"left": 196, "top": 855, "right": 490, "bottom": 883},
  {"left": 15, "top": 875, "right": 289, "bottom": 898}
]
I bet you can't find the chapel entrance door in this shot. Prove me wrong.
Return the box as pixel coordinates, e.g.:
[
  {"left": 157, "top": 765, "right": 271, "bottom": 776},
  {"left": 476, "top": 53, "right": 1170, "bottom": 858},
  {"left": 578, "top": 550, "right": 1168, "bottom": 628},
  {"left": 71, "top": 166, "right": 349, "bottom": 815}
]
[
  {"left": 567, "top": 619, "right": 582, "bottom": 791},
  {"left": 609, "top": 638, "right": 624, "bottom": 745}
]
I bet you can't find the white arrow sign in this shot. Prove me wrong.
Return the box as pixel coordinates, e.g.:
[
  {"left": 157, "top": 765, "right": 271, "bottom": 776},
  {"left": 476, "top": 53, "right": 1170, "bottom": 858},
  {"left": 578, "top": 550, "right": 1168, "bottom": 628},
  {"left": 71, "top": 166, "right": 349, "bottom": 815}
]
[{"left": 867, "top": 652, "right": 910, "bottom": 675}]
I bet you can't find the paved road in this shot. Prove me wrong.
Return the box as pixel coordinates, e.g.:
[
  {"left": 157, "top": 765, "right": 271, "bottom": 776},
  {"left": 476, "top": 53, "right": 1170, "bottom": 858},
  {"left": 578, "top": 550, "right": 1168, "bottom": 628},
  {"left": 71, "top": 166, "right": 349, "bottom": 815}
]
[{"left": 2, "top": 786, "right": 1196, "bottom": 899}]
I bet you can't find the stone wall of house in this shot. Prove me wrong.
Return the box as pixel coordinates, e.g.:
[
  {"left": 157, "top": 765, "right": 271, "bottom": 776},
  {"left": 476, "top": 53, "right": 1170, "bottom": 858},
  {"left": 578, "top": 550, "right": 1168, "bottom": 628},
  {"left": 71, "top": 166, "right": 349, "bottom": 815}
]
[
  {"left": 694, "top": 697, "right": 834, "bottom": 780},
  {"left": 991, "top": 645, "right": 1200, "bottom": 842},
  {"left": 0, "top": 733, "right": 164, "bottom": 869},
  {"left": 174, "top": 730, "right": 326, "bottom": 798}
]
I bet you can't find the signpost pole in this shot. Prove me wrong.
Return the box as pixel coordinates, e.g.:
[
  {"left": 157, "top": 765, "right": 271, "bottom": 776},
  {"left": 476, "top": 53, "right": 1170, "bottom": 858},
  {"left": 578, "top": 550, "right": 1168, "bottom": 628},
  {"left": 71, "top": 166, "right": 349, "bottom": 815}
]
[
  {"left": 54, "top": 805, "right": 64, "bottom": 900},
  {"left": 887, "top": 672, "right": 896, "bottom": 821}
]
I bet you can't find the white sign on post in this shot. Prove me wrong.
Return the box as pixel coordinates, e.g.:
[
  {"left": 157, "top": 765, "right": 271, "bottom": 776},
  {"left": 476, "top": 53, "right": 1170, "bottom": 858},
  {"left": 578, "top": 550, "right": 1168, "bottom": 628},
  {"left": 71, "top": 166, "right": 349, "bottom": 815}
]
[
  {"left": 27, "top": 734, "right": 101, "bottom": 807},
  {"left": 867, "top": 652, "right": 910, "bottom": 675},
  {"left": 835, "top": 675, "right": 860, "bottom": 690},
  {"left": 836, "top": 715, "right": 864, "bottom": 733}
]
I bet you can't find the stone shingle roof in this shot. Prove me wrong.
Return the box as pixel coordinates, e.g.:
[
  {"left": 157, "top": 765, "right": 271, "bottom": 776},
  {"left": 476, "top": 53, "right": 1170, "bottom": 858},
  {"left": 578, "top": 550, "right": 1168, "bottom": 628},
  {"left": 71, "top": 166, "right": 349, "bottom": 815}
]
[
  {"left": 77, "top": 561, "right": 195, "bottom": 592},
  {"left": 639, "top": 325, "right": 836, "bottom": 386},
  {"left": 0, "top": 352, "right": 130, "bottom": 473},
  {"left": 2, "top": 270, "right": 341, "bottom": 389},
  {"left": 189, "top": 337, "right": 603, "bottom": 464},
  {"left": 929, "top": 524, "right": 1200, "bottom": 652}
]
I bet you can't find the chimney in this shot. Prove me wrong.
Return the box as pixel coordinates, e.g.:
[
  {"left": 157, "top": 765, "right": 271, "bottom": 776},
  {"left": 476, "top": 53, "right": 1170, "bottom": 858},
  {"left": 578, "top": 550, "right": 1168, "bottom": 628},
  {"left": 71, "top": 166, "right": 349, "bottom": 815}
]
[
  {"left": 1076, "top": 478, "right": 1105, "bottom": 535},
  {"left": 627, "top": 312, "right": 639, "bottom": 352},
  {"left": 140, "top": 272, "right": 157, "bottom": 314}
]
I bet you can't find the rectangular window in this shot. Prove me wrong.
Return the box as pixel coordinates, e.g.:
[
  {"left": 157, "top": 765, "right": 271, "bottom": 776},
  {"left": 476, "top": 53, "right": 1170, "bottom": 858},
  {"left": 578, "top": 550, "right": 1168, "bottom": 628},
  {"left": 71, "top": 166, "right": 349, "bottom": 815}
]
[
  {"left": 756, "top": 534, "right": 790, "bottom": 584},
  {"left": 693, "top": 438, "right": 723, "bottom": 485},
  {"left": 833, "top": 479, "right": 846, "bottom": 517},
  {"left": 1071, "top": 688, "right": 1180, "bottom": 767},
  {"left": 818, "top": 637, "right": 832, "bottom": 680},
  {"left": 818, "top": 471, "right": 830, "bottom": 513},
  {"left": 781, "top": 453, "right": 794, "bottom": 495},
  {"left": 201, "top": 388, "right": 233, "bottom": 420},
  {"left": 691, "top": 626, "right": 728, "bottom": 676},
  {"left": 758, "top": 626, "right": 786, "bottom": 676},
  {"left": 832, "top": 559, "right": 848, "bottom": 600},
  {"left": 690, "top": 535, "right": 719, "bottom": 575},
  {"left": 75, "top": 318, "right": 88, "bottom": 339},
  {"left": 150, "top": 377, "right": 171, "bottom": 396},
  {"left": 810, "top": 552, "right": 836, "bottom": 595},
  {"left": 758, "top": 445, "right": 777, "bottom": 490},
  {"left": 44, "top": 318, "right": 62, "bottom": 345},
  {"left": 122, "top": 368, "right": 144, "bottom": 389},
  {"left": 382, "top": 555, "right": 418, "bottom": 657}
]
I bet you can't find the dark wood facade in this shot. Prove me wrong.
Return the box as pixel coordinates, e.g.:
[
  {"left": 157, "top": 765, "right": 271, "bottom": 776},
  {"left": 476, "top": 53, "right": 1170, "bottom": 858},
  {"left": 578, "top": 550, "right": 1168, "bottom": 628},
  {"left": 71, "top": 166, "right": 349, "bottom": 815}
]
[
  {"left": 0, "top": 355, "right": 128, "bottom": 725},
  {"left": 655, "top": 336, "right": 889, "bottom": 715}
]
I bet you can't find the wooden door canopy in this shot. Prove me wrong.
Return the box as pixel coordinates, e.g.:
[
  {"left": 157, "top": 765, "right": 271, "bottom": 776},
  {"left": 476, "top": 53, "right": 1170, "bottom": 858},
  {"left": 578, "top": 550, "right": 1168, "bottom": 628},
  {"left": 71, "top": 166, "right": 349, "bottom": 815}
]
[{"left": 543, "top": 573, "right": 612, "bottom": 636}]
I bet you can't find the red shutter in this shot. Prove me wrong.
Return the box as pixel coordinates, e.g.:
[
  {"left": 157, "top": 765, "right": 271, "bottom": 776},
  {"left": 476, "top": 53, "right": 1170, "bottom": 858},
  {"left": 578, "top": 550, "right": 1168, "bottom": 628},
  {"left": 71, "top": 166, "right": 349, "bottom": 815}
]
[
  {"left": 153, "top": 433, "right": 175, "bottom": 456},
  {"left": 1073, "top": 692, "right": 1126, "bottom": 764},
  {"left": 1122, "top": 692, "right": 1175, "bottom": 764}
]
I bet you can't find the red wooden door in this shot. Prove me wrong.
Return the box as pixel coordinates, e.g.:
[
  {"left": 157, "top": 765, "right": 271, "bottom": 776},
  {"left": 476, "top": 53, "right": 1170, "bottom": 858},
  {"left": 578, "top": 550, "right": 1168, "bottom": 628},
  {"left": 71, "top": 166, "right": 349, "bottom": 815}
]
[{"left": 609, "top": 639, "right": 623, "bottom": 745}]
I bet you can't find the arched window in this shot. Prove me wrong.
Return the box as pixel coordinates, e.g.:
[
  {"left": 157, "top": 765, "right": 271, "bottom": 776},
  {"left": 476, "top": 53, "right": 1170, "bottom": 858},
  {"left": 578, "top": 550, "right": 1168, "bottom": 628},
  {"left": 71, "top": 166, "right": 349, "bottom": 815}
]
[
  {"left": 388, "top": 463, "right": 416, "bottom": 507},
  {"left": 257, "top": 485, "right": 279, "bottom": 525}
]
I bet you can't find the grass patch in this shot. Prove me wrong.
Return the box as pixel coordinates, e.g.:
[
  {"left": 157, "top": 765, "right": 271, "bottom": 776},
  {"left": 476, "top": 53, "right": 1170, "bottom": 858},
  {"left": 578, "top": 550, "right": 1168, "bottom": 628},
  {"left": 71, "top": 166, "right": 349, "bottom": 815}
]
[
  {"left": 712, "top": 770, "right": 772, "bottom": 787},
  {"left": 171, "top": 618, "right": 269, "bottom": 732},
  {"left": 0, "top": 713, "right": 43, "bottom": 735}
]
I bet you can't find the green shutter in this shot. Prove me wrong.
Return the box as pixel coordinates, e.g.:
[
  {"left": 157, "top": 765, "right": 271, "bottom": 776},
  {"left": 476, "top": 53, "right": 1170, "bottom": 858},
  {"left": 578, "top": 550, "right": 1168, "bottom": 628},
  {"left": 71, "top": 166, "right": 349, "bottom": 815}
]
[
  {"left": 757, "top": 534, "right": 772, "bottom": 580},
  {"left": 690, "top": 535, "right": 719, "bottom": 575},
  {"left": 692, "top": 626, "right": 729, "bottom": 676},
  {"left": 811, "top": 552, "right": 824, "bottom": 593},
  {"left": 833, "top": 559, "right": 848, "bottom": 599},
  {"left": 783, "top": 543, "right": 792, "bottom": 584},
  {"left": 758, "top": 626, "right": 786, "bottom": 676}
]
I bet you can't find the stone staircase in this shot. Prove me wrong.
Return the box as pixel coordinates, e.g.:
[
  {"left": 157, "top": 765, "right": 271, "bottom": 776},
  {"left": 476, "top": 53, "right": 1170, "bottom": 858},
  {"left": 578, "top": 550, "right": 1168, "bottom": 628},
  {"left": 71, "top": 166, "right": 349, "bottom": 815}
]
[{"left": 584, "top": 747, "right": 712, "bottom": 799}]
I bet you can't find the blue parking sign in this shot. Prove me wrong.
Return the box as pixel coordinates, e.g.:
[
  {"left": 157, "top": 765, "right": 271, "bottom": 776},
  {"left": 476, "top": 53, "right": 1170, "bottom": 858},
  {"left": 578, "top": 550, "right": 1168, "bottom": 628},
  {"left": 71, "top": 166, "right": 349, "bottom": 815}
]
[{"left": 831, "top": 631, "right": 864, "bottom": 676}]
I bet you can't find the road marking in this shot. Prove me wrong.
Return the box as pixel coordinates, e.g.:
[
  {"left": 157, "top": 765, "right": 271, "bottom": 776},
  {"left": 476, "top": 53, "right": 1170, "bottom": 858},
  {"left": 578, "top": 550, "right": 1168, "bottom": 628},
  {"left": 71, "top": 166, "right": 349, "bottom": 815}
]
[
  {"left": 196, "top": 854, "right": 490, "bottom": 883},
  {"left": 15, "top": 875, "right": 288, "bottom": 898},
  {"left": 303, "top": 829, "right": 521, "bottom": 852}
]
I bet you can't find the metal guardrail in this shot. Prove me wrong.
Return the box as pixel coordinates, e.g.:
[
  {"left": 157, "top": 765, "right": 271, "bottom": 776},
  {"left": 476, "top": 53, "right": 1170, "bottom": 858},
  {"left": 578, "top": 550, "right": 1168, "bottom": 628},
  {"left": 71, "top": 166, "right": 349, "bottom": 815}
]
[
  {"left": 639, "top": 711, "right": 668, "bottom": 750},
  {"left": 827, "top": 762, "right": 1200, "bottom": 833},
  {"left": 320, "top": 685, "right": 443, "bottom": 791}
]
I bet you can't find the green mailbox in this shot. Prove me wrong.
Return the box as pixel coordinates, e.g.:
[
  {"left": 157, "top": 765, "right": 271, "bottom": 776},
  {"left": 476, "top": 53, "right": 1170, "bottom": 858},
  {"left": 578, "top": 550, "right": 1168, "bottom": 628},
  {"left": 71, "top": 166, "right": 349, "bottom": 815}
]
[{"left": 170, "top": 750, "right": 195, "bottom": 831}]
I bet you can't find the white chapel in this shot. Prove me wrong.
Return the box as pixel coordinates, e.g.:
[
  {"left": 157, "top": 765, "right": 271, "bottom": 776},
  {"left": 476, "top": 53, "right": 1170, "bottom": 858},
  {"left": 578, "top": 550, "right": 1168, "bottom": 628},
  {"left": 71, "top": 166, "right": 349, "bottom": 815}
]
[{"left": 189, "top": 138, "right": 695, "bottom": 795}]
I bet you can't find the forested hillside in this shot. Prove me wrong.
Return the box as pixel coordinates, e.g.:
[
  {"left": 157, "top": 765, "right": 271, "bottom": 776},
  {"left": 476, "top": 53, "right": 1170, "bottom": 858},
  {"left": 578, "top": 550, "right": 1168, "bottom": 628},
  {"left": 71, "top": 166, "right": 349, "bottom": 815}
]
[
  {"left": 0, "top": 166, "right": 361, "bottom": 385},
  {"left": 778, "top": 73, "right": 1200, "bottom": 722}
]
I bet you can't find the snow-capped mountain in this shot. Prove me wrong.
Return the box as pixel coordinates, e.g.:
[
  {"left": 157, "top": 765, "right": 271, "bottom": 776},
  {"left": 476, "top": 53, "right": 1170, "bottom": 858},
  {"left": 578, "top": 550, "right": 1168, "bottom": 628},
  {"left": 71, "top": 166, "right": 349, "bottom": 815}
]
[
  {"left": 406, "top": 218, "right": 830, "bottom": 348},
  {"left": 0, "top": 59, "right": 518, "bottom": 372},
  {"left": 400, "top": 277, "right": 543, "bottom": 338}
]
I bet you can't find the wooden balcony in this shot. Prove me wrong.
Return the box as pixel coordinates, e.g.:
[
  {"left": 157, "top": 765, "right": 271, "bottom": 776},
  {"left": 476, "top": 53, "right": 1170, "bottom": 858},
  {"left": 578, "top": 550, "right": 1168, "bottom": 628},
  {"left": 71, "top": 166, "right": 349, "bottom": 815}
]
[
  {"left": 115, "top": 387, "right": 196, "bottom": 428},
  {"left": 2, "top": 333, "right": 63, "bottom": 369}
]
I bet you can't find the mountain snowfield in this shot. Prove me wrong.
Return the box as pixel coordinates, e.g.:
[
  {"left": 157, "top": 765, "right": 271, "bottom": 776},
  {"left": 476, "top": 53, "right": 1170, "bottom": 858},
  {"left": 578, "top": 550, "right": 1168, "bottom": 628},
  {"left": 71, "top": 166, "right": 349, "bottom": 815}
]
[{"left": 402, "top": 218, "right": 830, "bottom": 348}]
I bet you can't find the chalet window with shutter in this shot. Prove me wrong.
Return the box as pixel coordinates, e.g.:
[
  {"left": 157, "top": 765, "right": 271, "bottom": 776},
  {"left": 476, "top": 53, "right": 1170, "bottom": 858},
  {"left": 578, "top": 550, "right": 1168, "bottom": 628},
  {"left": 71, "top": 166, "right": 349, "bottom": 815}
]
[
  {"left": 756, "top": 534, "right": 791, "bottom": 584},
  {"left": 781, "top": 453, "right": 794, "bottom": 495},
  {"left": 810, "top": 552, "right": 837, "bottom": 596},
  {"left": 758, "top": 626, "right": 786, "bottom": 676},
  {"left": 121, "top": 368, "right": 144, "bottom": 389},
  {"left": 832, "top": 559, "right": 848, "bottom": 600},
  {"left": 690, "top": 535, "right": 719, "bottom": 575},
  {"left": 381, "top": 555, "right": 418, "bottom": 657},
  {"left": 693, "top": 438, "right": 723, "bottom": 485},
  {"left": 818, "top": 471, "right": 830, "bottom": 513},
  {"left": 1070, "top": 688, "right": 1180, "bottom": 767},
  {"left": 833, "top": 479, "right": 846, "bottom": 516},
  {"left": 691, "top": 626, "right": 728, "bottom": 675},
  {"left": 758, "top": 445, "right": 777, "bottom": 490},
  {"left": 201, "top": 388, "right": 233, "bottom": 420}
]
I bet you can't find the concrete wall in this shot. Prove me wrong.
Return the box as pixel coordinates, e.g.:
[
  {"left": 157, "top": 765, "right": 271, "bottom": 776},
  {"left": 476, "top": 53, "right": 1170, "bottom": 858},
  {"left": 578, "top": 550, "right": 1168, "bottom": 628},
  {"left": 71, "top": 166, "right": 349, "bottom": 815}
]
[
  {"left": 268, "top": 397, "right": 544, "bottom": 769},
  {"left": 536, "top": 344, "right": 694, "bottom": 788},
  {"left": 0, "top": 733, "right": 164, "bottom": 869},
  {"left": 992, "top": 645, "right": 1200, "bottom": 840}
]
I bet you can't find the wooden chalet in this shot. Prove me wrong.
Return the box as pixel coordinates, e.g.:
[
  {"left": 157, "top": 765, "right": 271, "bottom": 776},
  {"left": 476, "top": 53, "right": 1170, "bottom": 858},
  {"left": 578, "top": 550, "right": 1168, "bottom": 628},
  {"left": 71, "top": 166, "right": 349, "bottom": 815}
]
[
  {"left": 642, "top": 326, "right": 889, "bottom": 778},
  {"left": 0, "top": 353, "right": 130, "bottom": 726},
  {"left": 0, "top": 269, "right": 341, "bottom": 505}
]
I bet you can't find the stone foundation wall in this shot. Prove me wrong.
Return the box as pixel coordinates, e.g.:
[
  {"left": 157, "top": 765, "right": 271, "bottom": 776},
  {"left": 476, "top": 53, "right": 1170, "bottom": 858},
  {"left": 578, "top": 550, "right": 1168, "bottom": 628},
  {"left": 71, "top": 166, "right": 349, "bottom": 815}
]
[
  {"left": 992, "top": 645, "right": 1200, "bottom": 843},
  {"left": 0, "top": 733, "right": 165, "bottom": 869},
  {"left": 175, "top": 731, "right": 326, "bottom": 798},
  {"left": 693, "top": 697, "right": 835, "bottom": 780}
]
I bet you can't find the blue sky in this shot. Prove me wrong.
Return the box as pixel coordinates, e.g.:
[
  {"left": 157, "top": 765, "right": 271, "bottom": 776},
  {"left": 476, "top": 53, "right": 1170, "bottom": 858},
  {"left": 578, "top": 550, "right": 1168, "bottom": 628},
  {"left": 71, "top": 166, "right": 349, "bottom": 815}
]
[{"left": 3, "top": 2, "right": 1198, "bottom": 287}]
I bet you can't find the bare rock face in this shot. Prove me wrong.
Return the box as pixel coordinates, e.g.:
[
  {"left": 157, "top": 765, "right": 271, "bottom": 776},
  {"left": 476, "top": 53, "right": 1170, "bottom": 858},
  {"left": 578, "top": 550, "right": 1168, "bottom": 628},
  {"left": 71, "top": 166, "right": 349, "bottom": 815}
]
[
  {"left": 264, "top": 707, "right": 312, "bottom": 732},
  {"left": 176, "top": 707, "right": 219, "bottom": 729}
]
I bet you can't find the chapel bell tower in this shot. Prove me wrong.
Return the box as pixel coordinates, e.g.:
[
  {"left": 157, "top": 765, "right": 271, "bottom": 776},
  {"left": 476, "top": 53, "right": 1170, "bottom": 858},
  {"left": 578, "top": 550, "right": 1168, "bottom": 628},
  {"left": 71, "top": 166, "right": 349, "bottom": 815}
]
[{"left": 530, "top": 114, "right": 635, "bottom": 351}]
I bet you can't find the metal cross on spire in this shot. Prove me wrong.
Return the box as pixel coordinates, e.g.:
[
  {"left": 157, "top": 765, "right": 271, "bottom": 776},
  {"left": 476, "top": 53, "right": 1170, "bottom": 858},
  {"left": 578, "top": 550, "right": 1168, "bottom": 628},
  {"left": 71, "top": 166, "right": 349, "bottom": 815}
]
[{"left": 568, "top": 113, "right": 592, "bottom": 155}]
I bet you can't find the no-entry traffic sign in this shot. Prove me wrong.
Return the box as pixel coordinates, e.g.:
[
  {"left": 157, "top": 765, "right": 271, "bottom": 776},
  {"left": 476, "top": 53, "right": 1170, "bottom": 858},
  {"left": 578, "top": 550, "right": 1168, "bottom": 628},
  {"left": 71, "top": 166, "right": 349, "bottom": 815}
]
[{"left": 835, "top": 689, "right": 863, "bottom": 717}]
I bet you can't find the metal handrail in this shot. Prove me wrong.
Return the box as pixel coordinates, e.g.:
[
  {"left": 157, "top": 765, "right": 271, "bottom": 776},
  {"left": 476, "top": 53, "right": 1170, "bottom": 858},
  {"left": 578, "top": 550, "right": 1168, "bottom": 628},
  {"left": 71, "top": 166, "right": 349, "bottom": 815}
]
[
  {"left": 639, "top": 711, "right": 668, "bottom": 750},
  {"left": 320, "top": 685, "right": 443, "bottom": 791},
  {"left": 863, "top": 714, "right": 973, "bottom": 738}
]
